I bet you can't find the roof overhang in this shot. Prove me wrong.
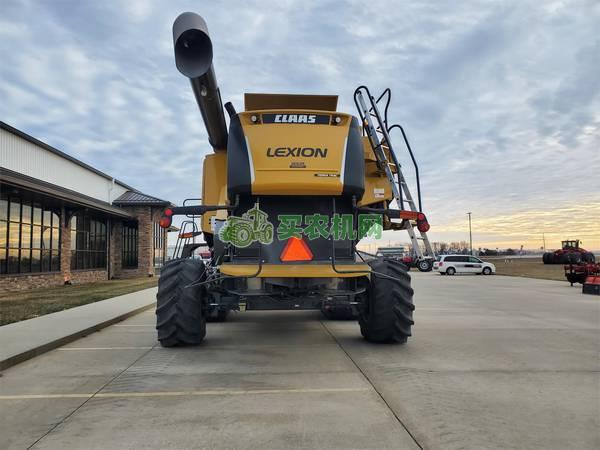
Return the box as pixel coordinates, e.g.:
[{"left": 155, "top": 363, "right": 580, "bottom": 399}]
[{"left": 1, "top": 167, "right": 134, "bottom": 219}]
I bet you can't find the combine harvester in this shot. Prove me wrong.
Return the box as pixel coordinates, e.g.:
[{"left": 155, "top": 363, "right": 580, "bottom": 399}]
[{"left": 156, "top": 12, "right": 435, "bottom": 346}]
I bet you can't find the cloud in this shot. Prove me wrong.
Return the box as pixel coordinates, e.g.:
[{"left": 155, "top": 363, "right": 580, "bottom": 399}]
[{"left": 0, "top": 0, "right": 598, "bottom": 249}]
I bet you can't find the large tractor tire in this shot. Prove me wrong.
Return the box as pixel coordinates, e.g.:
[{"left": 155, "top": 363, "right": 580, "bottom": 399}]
[
  {"left": 156, "top": 258, "right": 207, "bottom": 347},
  {"left": 582, "top": 252, "right": 596, "bottom": 263},
  {"left": 543, "top": 252, "right": 555, "bottom": 264},
  {"left": 359, "top": 258, "right": 414, "bottom": 343}
]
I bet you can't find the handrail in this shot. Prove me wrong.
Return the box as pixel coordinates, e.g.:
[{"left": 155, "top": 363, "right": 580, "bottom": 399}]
[{"left": 388, "top": 124, "right": 422, "bottom": 212}]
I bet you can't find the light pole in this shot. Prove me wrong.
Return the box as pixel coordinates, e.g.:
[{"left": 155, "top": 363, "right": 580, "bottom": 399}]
[{"left": 467, "top": 212, "right": 473, "bottom": 255}]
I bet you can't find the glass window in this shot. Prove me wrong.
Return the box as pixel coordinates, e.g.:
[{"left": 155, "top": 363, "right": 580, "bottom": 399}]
[
  {"left": 51, "top": 251, "right": 60, "bottom": 271},
  {"left": 122, "top": 222, "right": 138, "bottom": 269},
  {"left": 21, "top": 202, "right": 32, "bottom": 224},
  {"left": 0, "top": 248, "right": 6, "bottom": 274},
  {"left": 8, "top": 222, "right": 19, "bottom": 248},
  {"left": 0, "top": 194, "right": 7, "bottom": 221},
  {"left": 0, "top": 220, "right": 6, "bottom": 248},
  {"left": 8, "top": 248, "right": 19, "bottom": 273},
  {"left": 32, "top": 225, "right": 41, "bottom": 248},
  {"left": 43, "top": 227, "right": 52, "bottom": 249},
  {"left": 42, "top": 249, "right": 51, "bottom": 272},
  {"left": 71, "top": 212, "right": 107, "bottom": 270},
  {"left": 21, "top": 224, "right": 31, "bottom": 249},
  {"left": 0, "top": 187, "right": 61, "bottom": 274},
  {"left": 9, "top": 200, "right": 20, "bottom": 223},
  {"left": 43, "top": 210, "right": 51, "bottom": 227},
  {"left": 33, "top": 205, "right": 42, "bottom": 225},
  {"left": 31, "top": 250, "right": 41, "bottom": 272}
]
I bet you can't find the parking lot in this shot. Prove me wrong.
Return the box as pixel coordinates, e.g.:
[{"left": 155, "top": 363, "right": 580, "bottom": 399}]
[{"left": 1, "top": 273, "right": 599, "bottom": 449}]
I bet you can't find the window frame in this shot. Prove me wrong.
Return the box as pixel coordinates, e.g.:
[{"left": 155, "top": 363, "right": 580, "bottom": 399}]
[
  {"left": 122, "top": 221, "right": 139, "bottom": 269},
  {"left": 70, "top": 213, "right": 107, "bottom": 270},
  {"left": 0, "top": 188, "right": 61, "bottom": 275}
]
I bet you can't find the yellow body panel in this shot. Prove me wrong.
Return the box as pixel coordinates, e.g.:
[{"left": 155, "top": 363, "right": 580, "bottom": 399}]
[
  {"left": 220, "top": 263, "right": 371, "bottom": 278},
  {"left": 201, "top": 151, "right": 228, "bottom": 233},
  {"left": 358, "top": 136, "right": 395, "bottom": 206},
  {"left": 240, "top": 111, "right": 352, "bottom": 196}
]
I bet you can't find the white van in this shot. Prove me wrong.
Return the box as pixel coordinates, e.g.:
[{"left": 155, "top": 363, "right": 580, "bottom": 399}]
[{"left": 433, "top": 255, "right": 495, "bottom": 275}]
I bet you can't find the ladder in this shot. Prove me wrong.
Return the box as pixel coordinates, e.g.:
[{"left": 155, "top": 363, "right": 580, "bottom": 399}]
[{"left": 354, "top": 86, "right": 435, "bottom": 262}]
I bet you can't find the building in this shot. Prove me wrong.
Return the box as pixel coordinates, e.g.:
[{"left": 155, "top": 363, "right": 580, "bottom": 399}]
[{"left": 0, "top": 121, "right": 171, "bottom": 292}]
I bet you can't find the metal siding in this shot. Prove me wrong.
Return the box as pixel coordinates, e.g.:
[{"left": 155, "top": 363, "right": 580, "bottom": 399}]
[{"left": 0, "top": 128, "right": 128, "bottom": 203}]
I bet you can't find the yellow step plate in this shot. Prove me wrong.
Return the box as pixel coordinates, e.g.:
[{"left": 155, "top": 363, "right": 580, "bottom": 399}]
[{"left": 220, "top": 263, "right": 371, "bottom": 278}]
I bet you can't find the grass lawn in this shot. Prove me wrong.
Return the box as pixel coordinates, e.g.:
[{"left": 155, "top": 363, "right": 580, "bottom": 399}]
[
  {"left": 482, "top": 257, "right": 567, "bottom": 281},
  {"left": 0, "top": 277, "right": 157, "bottom": 326}
]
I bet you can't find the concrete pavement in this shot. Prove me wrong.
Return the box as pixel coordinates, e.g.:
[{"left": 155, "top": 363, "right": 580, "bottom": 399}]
[
  {"left": 0, "top": 287, "right": 157, "bottom": 370},
  {"left": 1, "top": 274, "right": 598, "bottom": 449}
]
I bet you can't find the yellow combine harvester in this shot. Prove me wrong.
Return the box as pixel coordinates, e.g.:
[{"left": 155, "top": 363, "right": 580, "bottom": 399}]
[{"left": 157, "top": 12, "right": 434, "bottom": 346}]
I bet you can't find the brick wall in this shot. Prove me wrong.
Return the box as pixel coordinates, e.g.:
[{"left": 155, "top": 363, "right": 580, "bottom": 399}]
[
  {"left": 0, "top": 273, "right": 63, "bottom": 293},
  {"left": 70, "top": 270, "right": 108, "bottom": 284},
  {"left": 110, "top": 220, "right": 123, "bottom": 278},
  {"left": 0, "top": 270, "right": 107, "bottom": 293}
]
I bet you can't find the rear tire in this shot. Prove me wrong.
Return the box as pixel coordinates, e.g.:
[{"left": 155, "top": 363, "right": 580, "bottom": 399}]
[
  {"left": 359, "top": 259, "right": 414, "bottom": 343},
  {"left": 417, "top": 259, "right": 433, "bottom": 272},
  {"left": 446, "top": 267, "right": 456, "bottom": 276},
  {"left": 156, "top": 259, "right": 207, "bottom": 347}
]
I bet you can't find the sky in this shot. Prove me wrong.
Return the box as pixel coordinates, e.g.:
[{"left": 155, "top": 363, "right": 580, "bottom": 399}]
[{"left": 1, "top": 0, "right": 599, "bottom": 251}]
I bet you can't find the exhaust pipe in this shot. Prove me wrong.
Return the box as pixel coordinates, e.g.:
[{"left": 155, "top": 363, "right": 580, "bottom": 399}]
[{"left": 173, "top": 12, "right": 228, "bottom": 150}]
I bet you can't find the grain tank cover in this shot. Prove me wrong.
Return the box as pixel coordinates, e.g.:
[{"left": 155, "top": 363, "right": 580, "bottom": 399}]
[{"left": 244, "top": 93, "right": 338, "bottom": 112}]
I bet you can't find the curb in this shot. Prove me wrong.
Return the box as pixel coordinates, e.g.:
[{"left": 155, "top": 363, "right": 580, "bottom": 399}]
[{"left": 0, "top": 303, "right": 155, "bottom": 371}]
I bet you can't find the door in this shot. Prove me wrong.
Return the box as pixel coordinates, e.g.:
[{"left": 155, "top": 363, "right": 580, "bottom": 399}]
[{"left": 466, "top": 256, "right": 483, "bottom": 273}]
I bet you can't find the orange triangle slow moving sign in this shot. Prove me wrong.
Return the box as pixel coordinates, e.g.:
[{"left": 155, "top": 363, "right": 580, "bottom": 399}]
[{"left": 280, "top": 237, "right": 313, "bottom": 262}]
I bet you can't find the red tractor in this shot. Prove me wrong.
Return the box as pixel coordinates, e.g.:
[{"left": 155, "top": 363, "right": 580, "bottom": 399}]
[{"left": 543, "top": 240, "right": 596, "bottom": 264}]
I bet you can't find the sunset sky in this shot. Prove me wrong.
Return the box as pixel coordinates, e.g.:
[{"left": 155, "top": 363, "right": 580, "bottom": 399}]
[{"left": 1, "top": 1, "right": 598, "bottom": 250}]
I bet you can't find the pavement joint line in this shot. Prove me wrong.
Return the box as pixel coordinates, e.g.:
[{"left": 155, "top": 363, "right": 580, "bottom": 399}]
[
  {"left": 58, "top": 347, "right": 154, "bottom": 351},
  {"left": 319, "top": 320, "right": 424, "bottom": 450},
  {"left": 25, "top": 342, "right": 158, "bottom": 449},
  {"left": 0, "top": 387, "right": 370, "bottom": 401},
  {"left": 113, "top": 324, "right": 154, "bottom": 327}
]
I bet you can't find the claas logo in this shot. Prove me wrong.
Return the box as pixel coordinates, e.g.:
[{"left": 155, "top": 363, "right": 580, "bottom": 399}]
[{"left": 274, "top": 114, "right": 316, "bottom": 123}]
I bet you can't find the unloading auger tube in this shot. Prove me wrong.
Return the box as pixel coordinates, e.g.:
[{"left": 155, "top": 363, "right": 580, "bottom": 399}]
[{"left": 173, "top": 12, "right": 228, "bottom": 150}]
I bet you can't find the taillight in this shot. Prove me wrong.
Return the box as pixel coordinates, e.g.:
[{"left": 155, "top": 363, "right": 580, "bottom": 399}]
[
  {"left": 159, "top": 216, "right": 172, "bottom": 229},
  {"left": 417, "top": 213, "right": 430, "bottom": 232},
  {"left": 439, "top": 262, "right": 443, "bottom": 267},
  {"left": 280, "top": 237, "right": 313, "bottom": 262}
]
